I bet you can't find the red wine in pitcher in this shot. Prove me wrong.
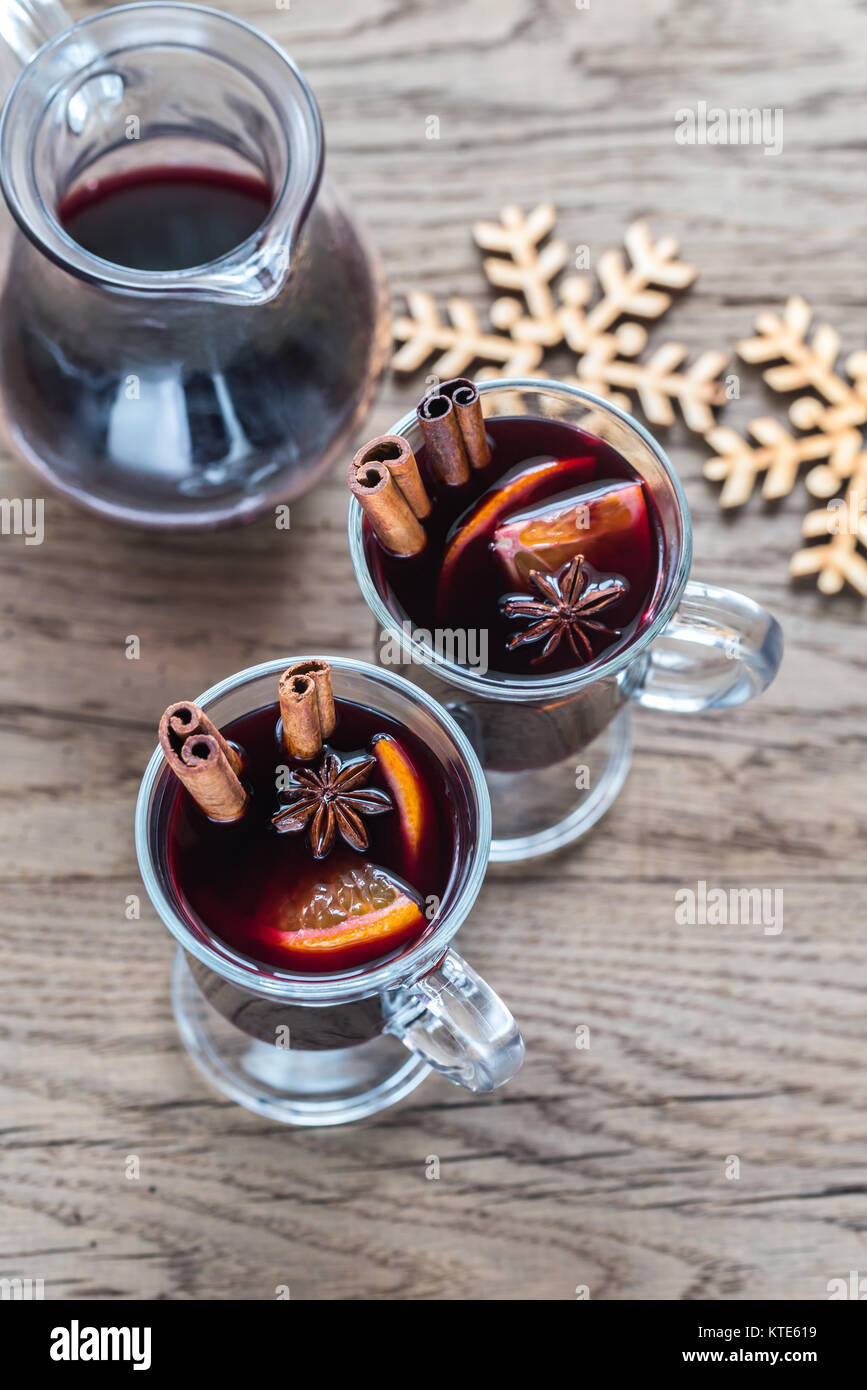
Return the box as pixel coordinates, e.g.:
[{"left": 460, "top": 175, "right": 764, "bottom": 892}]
[
  {"left": 1, "top": 160, "right": 385, "bottom": 527},
  {"left": 60, "top": 167, "right": 272, "bottom": 271},
  {"left": 365, "top": 415, "right": 665, "bottom": 677},
  {"left": 167, "top": 698, "right": 455, "bottom": 974}
]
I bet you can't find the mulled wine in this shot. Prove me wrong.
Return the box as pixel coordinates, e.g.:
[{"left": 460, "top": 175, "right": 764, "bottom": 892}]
[
  {"left": 139, "top": 656, "right": 524, "bottom": 1112},
  {"left": 163, "top": 691, "right": 456, "bottom": 976},
  {"left": 60, "top": 166, "right": 272, "bottom": 271},
  {"left": 360, "top": 411, "right": 665, "bottom": 677}
]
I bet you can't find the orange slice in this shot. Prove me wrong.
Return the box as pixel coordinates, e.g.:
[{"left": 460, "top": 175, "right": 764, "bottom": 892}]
[
  {"left": 372, "top": 733, "right": 434, "bottom": 883},
  {"left": 259, "top": 854, "right": 426, "bottom": 972},
  {"left": 491, "top": 478, "right": 651, "bottom": 587},
  {"left": 436, "top": 454, "right": 596, "bottom": 622}
]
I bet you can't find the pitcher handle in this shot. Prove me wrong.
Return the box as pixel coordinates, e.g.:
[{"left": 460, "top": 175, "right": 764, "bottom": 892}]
[
  {"left": 628, "top": 580, "right": 783, "bottom": 714},
  {"left": 0, "top": 0, "right": 122, "bottom": 125},
  {"left": 385, "top": 950, "right": 524, "bottom": 1093},
  {"left": 0, "top": 0, "right": 70, "bottom": 65}
]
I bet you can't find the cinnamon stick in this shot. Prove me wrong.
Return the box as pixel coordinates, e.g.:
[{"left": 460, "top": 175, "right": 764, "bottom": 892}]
[
  {"left": 417, "top": 388, "right": 470, "bottom": 486},
  {"left": 160, "top": 700, "right": 242, "bottom": 776},
  {"left": 284, "top": 659, "right": 335, "bottom": 740},
  {"left": 417, "top": 377, "right": 490, "bottom": 481},
  {"left": 353, "top": 434, "right": 431, "bottom": 519},
  {"left": 448, "top": 378, "right": 491, "bottom": 470},
  {"left": 348, "top": 459, "right": 427, "bottom": 557},
  {"left": 159, "top": 721, "right": 248, "bottom": 823},
  {"left": 279, "top": 665, "right": 328, "bottom": 759}
]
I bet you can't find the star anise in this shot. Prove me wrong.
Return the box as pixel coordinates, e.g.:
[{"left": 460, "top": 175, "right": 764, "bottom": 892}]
[
  {"left": 271, "top": 751, "right": 392, "bottom": 859},
  {"left": 502, "top": 554, "right": 627, "bottom": 665}
]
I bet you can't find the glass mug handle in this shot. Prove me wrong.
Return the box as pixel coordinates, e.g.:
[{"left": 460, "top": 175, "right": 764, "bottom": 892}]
[
  {"left": 629, "top": 580, "right": 783, "bottom": 713},
  {"left": 384, "top": 950, "right": 524, "bottom": 1093}
]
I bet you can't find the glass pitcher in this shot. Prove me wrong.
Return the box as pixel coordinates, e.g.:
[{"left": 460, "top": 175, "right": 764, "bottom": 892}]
[{"left": 0, "top": 1, "right": 390, "bottom": 527}]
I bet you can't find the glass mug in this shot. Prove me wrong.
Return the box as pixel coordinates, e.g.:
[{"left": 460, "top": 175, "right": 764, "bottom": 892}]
[
  {"left": 348, "top": 379, "right": 784, "bottom": 863},
  {"left": 0, "top": 1, "right": 390, "bottom": 527},
  {"left": 135, "top": 656, "right": 524, "bottom": 1126}
]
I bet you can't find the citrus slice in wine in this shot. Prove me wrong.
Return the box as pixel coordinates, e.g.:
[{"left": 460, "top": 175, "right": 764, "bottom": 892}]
[
  {"left": 491, "top": 477, "right": 652, "bottom": 587},
  {"left": 436, "top": 454, "right": 596, "bottom": 621},
  {"left": 371, "top": 733, "right": 434, "bottom": 883},
  {"left": 260, "top": 854, "right": 426, "bottom": 972}
]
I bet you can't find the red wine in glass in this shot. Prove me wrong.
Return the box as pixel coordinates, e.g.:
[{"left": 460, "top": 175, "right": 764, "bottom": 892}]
[
  {"left": 166, "top": 697, "right": 456, "bottom": 976},
  {"left": 364, "top": 415, "right": 666, "bottom": 677}
]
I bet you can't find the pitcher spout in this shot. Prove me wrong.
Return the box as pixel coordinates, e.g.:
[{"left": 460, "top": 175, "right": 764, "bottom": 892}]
[
  {"left": 247, "top": 235, "right": 295, "bottom": 305},
  {"left": 197, "top": 229, "right": 296, "bottom": 308}
]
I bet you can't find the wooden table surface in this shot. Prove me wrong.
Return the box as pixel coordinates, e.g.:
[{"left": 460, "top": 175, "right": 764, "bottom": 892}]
[{"left": 2, "top": 0, "right": 865, "bottom": 1301}]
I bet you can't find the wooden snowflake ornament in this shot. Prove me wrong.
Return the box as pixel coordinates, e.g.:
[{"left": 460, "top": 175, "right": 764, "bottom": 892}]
[
  {"left": 392, "top": 204, "right": 728, "bottom": 436},
  {"left": 392, "top": 210, "right": 864, "bottom": 599},
  {"left": 703, "top": 297, "right": 867, "bottom": 595},
  {"left": 391, "top": 292, "right": 544, "bottom": 378}
]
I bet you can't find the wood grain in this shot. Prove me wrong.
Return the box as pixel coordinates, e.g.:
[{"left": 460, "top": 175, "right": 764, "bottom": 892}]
[{"left": 1, "top": 0, "right": 866, "bottom": 1301}]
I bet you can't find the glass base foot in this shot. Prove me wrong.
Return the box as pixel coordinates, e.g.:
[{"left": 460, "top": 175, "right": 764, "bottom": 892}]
[
  {"left": 171, "top": 951, "right": 431, "bottom": 1126},
  {"left": 487, "top": 708, "right": 633, "bottom": 863}
]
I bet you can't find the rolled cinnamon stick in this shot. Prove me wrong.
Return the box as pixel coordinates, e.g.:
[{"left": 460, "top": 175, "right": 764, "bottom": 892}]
[
  {"left": 353, "top": 435, "right": 431, "bottom": 520},
  {"left": 448, "top": 378, "right": 491, "bottom": 470},
  {"left": 348, "top": 459, "right": 427, "bottom": 557},
  {"left": 417, "top": 388, "right": 470, "bottom": 486},
  {"left": 159, "top": 724, "right": 248, "bottom": 823},
  {"left": 160, "top": 701, "right": 242, "bottom": 776},
  {"left": 279, "top": 667, "right": 324, "bottom": 759},
  {"left": 418, "top": 378, "right": 490, "bottom": 480},
  {"left": 283, "top": 659, "right": 335, "bottom": 740}
]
